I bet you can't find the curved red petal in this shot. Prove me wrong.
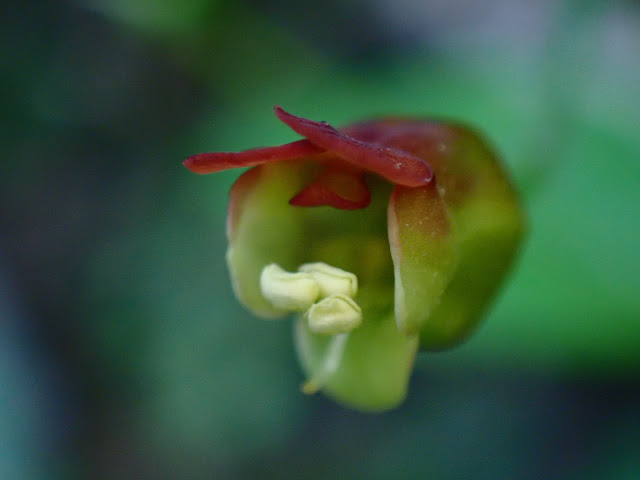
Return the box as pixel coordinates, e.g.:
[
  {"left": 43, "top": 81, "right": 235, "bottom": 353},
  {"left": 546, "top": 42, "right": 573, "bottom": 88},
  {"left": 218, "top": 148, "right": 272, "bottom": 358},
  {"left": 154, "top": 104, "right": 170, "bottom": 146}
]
[
  {"left": 289, "top": 168, "right": 371, "bottom": 210},
  {"left": 273, "top": 106, "right": 433, "bottom": 187},
  {"left": 183, "top": 139, "right": 324, "bottom": 174}
]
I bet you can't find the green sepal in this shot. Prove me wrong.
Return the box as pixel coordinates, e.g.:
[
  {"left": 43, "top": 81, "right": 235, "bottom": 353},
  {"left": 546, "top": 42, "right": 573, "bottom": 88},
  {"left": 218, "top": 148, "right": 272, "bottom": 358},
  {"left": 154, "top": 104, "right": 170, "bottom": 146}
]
[
  {"left": 415, "top": 125, "right": 525, "bottom": 349},
  {"left": 388, "top": 183, "right": 459, "bottom": 337},
  {"left": 226, "top": 162, "right": 317, "bottom": 318}
]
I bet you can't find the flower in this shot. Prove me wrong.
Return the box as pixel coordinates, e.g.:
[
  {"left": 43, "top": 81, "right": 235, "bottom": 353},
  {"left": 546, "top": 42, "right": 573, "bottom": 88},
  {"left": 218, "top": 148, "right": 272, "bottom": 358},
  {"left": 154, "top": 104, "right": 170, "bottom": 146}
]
[{"left": 183, "top": 106, "right": 524, "bottom": 411}]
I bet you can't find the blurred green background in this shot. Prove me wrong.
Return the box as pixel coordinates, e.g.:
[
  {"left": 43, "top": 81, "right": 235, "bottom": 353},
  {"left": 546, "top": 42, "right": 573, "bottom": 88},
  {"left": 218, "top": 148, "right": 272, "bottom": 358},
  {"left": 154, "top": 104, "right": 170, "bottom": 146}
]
[{"left": 1, "top": 0, "right": 639, "bottom": 478}]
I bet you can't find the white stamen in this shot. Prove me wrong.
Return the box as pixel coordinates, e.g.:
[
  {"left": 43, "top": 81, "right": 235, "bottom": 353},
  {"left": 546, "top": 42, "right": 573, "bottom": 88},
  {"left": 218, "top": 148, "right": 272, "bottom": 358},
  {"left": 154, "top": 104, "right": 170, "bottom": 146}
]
[
  {"left": 307, "top": 294, "right": 362, "bottom": 335},
  {"left": 298, "top": 262, "right": 358, "bottom": 298},
  {"left": 260, "top": 264, "right": 320, "bottom": 311}
]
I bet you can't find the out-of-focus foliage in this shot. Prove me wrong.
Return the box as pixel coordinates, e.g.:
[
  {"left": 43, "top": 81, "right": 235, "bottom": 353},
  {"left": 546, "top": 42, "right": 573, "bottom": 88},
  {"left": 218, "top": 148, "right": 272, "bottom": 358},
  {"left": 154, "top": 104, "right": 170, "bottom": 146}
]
[
  {"left": 1, "top": 0, "right": 639, "bottom": 478},
  {"left": 85, "top": 0, "right": 220, "bottom": 34}
]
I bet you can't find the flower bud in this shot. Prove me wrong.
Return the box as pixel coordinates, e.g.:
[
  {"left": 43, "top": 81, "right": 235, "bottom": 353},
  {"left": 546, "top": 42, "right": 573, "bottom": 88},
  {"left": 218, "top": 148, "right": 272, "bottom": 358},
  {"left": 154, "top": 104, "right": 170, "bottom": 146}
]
[{"left": 186, "top": 107, "right": 525, "bottom": 411}]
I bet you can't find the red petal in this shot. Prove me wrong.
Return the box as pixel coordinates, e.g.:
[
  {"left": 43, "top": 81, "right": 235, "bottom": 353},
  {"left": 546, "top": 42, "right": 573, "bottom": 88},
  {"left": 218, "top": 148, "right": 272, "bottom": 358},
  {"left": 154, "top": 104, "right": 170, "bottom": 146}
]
[
  {"left": 183, "top": 139, "right": 324, "bottom": 174},
  {"left": 289, "top": 168, "right": 371, "bottom": 210},
  {"left": 273, "top": 106, "right": 433, "bottom": 187}
]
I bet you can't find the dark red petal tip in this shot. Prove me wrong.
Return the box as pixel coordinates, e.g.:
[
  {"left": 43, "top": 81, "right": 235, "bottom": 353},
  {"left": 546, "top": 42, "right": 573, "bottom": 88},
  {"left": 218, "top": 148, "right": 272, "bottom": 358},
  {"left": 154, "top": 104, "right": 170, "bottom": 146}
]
[
  {"left": 183, "top": 139, "right": 324, "bottom": 174},
  {"left": 273, "top": 106, "right": 433, "bottom": 187},
  {"left": 289, "top": 168, "right": 371, "bottom": 210}
]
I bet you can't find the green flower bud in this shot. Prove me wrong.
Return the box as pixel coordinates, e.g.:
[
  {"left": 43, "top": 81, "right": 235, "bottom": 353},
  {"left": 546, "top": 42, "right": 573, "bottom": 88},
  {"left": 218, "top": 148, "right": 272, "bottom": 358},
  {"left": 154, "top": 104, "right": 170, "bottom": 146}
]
[{"left": 184, "top": 106, "right": 524, "bottom": 411}]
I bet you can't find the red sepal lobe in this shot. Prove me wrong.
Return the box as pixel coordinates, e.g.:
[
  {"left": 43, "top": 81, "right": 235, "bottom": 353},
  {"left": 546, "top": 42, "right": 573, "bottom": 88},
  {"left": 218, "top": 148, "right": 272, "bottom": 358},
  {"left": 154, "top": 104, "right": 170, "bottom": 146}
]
[
  {"left": 183, "top": 139, "right": 323, "bottom": 174},
  {"left": 273, "top": 106, "right": 433, "bottom": 187},
  {"left": 182, "top": 107, "right": 437, "bottom": 211},
  {"left": 289, "top": 168, "right": 371, "bottom": 210}
]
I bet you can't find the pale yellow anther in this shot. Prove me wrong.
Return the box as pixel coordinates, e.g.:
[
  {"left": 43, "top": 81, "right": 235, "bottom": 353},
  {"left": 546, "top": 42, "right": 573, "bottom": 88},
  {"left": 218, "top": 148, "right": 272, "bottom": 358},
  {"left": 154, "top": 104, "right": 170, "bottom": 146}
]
[
  {"left": 298, "top": 262, "right": 358, "bottom": 298},
  {"left": 307, "top": 294, "right": 362, "bottom": 335},
  {"left": 260, "top": 264, "right": 320, "bottom": 311}
]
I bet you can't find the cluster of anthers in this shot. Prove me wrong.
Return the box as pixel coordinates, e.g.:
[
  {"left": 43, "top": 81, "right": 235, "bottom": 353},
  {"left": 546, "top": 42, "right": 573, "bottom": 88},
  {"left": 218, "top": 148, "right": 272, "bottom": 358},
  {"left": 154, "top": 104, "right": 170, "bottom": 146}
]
[{"left": 260, "top": 262, "right": 361, "bottom": 393}]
